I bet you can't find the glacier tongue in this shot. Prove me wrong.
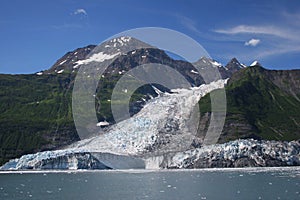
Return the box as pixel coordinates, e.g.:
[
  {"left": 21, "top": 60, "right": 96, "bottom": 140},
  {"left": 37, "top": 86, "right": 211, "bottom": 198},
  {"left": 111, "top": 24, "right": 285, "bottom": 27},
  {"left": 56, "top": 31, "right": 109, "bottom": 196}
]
[{"left": 70, "top": 79, "right": 227, "bottom": 155}]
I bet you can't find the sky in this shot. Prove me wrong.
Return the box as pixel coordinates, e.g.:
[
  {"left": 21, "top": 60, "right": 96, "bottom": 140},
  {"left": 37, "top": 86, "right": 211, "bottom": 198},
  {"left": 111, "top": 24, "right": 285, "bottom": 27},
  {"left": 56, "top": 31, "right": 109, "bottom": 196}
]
[{"left": 1, "top": 0, "right": 300, "bottom": 74}]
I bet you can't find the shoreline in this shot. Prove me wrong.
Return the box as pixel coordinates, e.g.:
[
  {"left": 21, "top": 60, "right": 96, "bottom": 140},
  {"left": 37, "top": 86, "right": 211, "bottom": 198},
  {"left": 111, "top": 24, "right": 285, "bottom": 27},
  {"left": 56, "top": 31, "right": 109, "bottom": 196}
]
[{"left": 0, "top": 166, "right": 300, "bottom": 174}]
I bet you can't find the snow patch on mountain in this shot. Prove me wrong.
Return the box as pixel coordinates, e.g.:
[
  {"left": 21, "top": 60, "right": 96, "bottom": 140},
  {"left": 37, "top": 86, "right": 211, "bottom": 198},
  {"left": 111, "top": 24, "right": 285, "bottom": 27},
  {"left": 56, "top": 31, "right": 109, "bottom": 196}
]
[
  {"left": 250, "top": 60, "right": 260, "bottom": 66},
  {"left": 241, "top": 63, "right": 247, "bottom": 68},
  {"left": 59, "top": 60, "right": 67, "bottom": 65},
  {"left": 73, "top": 51, "right": 121, "bottom": 68},
  {"left": 209, "top": 60, "right": 222, "bottom": 67},
  {"left": 190, "top": 69, "right": 199, "bottom": 74},
  {"left": 96, "top": 121, "right": 110, "bottom": 127},
  {"left": 57, "top": 69, "right": 64, "bottom": 74},
  {"left": 109, "top": 36, "right": 132, "bottom": 46}
]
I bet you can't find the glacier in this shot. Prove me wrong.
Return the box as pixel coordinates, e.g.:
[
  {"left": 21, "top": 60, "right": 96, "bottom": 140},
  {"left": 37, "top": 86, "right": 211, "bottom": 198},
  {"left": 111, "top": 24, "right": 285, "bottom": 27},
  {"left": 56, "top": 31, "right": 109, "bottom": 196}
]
[{"left": 69, "top": 79, "right": 227, "bottom": 155}]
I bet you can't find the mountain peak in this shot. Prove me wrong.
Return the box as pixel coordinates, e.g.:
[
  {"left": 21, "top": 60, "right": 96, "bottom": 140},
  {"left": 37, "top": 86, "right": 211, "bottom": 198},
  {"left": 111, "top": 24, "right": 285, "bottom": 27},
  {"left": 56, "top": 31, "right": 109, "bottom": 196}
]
[
  {"left": 107, "top": 36, "right": 132, "bottom": 46},
  {"left": 196, "top": 57, "right": 222, "bottom": 67},
  {"left": 250, "top": 60, "right": 262, "bottom": 67},
  {"left": 224, "top": 57, "right": 244, "bottom": 74},
  {"left": 227, "top": 57, "right": 241, "bottom": 66},
  {"left": 229, "top": 57, "right": 239, "bottom": 63},
  {"left": 46, "top": 36, "right": 153, "bottom": 74}
]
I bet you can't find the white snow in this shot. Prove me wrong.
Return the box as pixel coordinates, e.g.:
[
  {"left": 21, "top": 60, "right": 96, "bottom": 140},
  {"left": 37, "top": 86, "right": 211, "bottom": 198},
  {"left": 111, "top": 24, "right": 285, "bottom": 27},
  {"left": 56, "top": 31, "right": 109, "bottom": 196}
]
[
  {"left": 120, "top": 36, "right": 131, "bottom": 42},
  {"left": 151, "top": 85, "right": 163, "bottom": 95},
  {"left": 73, "top": 51, "right": 121, "bottom": 68},
  {"left": 141, "top": 55, "right": 146, "bottom": 58},
  {"left": 190, "top": 70, "right": 199, "bottom": 74},
  {"left": 36, "top": 72, "right": 43, "bottom": 76},
  {"left": 250, "top": 61, "right": 259, "bottom": 66},
  {"left": 96, "top": 121, "right": 110, "bottom": 127},
  {"left": 209, "top": 60, "right": 222, "bottom": 67},
  {"left": 241, "top": 63, "right": 247, "bottom": 68},
  {"left": 109, "top": 36, "right": 131, "bottom": 47},
  {"left": 59, "top": 60, "right": 67, "bottom": 65},
  {"left": 57, "top": 69, "right": 64, "bottom": 74},
  {"left": 74, "top": 52, "right": 78, "bottom": 55}
]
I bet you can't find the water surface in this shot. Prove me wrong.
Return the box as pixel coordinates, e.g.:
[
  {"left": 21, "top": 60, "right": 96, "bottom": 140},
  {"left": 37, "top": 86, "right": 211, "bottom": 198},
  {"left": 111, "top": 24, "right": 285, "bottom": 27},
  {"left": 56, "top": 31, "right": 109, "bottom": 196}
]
[{"left": 0, "top": 167, "right": 299, "bottom": 200}]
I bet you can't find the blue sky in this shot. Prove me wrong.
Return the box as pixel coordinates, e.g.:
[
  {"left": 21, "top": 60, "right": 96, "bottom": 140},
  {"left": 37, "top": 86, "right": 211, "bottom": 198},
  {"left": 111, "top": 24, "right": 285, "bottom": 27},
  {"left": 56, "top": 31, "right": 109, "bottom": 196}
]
[{"left": 1, "top": 0, "right": 300, "bottom": 74}]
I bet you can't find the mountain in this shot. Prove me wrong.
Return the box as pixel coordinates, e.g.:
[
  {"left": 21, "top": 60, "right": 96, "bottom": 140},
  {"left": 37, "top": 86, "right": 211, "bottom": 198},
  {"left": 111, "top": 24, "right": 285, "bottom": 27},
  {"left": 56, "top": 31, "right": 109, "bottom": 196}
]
[
  {"left": 198, "top": 64, "right": 300, "bottom": 142},
  {"left": 0, "top": 37, "right": 299, "bottom": 167},
  {"left": 0, "top": 37, "right": 231, "bottom": 165}
]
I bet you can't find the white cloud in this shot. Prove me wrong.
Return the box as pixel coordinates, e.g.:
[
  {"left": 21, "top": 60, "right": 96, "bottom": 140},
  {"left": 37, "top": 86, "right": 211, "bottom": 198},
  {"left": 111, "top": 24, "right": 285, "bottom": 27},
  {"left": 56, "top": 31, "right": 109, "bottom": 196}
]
[
  {"left": 214, "top": 25, "right": 296, "bottom": 40},
  {"left": 282, "top": 11, "right": 300, "bottom": 26},
  {"left": 214, "top": 23, "right": 300, "bottom": 59},
  {"left": 257, "top": 44, "right": 300, "bottom": 58},
  {"left": 175, "top": 14, "right": 202, "bottom": 35},
  {"left": 180, "top": 16, "right": 200, "bottom": 33},
  {"left": 74, "top": 8, "right": 88, "bottom": 16},
  {"left": 245, "top": 38, "right": 260, "bottom": 47},
  {"left": 51, "top": 23, "right": 83, "bottom": 29}
]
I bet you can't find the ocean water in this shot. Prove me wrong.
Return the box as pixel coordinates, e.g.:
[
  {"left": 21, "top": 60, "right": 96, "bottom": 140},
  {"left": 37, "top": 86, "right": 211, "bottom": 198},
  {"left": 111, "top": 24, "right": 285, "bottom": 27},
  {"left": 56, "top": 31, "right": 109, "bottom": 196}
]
[{"left": 0, "top": 167, "right": 299, "bottom": 200}]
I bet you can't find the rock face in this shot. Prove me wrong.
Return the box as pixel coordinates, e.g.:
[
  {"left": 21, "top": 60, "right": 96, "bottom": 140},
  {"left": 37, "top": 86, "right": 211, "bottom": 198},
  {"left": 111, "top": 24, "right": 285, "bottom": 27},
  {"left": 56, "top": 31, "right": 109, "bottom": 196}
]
[
  {"left": 153, "top": 139, "right": 300, "bottom": 169},
  {"left": 46, "top": 45, "right": 96, "bottom": 74}
]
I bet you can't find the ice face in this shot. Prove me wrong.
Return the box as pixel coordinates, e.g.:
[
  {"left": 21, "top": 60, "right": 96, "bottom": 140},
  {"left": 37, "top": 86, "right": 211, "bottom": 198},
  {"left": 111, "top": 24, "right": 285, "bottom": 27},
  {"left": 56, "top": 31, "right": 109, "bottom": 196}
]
[{"left": 163, "top": 139, "right": 300, "bottom": 169}]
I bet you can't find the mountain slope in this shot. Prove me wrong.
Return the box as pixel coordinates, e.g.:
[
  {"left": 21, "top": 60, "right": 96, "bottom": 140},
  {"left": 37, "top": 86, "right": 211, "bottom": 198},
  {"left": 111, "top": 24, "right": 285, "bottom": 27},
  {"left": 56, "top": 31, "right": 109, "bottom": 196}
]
[
  {"left": 198, "top": 65, "right": 300, "bottom": 142},
  {"left": 0, "top": 73, "right": 79, "bottom": 165}
]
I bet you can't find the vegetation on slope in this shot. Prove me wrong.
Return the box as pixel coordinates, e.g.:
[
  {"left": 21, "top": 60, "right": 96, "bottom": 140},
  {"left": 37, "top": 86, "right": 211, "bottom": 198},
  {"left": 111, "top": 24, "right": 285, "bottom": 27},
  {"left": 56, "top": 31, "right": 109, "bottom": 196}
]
[
  {"left": 199, "top": 66, "right": 300, "bottom": 142},
  {"left": 0, "top": 73, "right": 78, "bottom": 164}
]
